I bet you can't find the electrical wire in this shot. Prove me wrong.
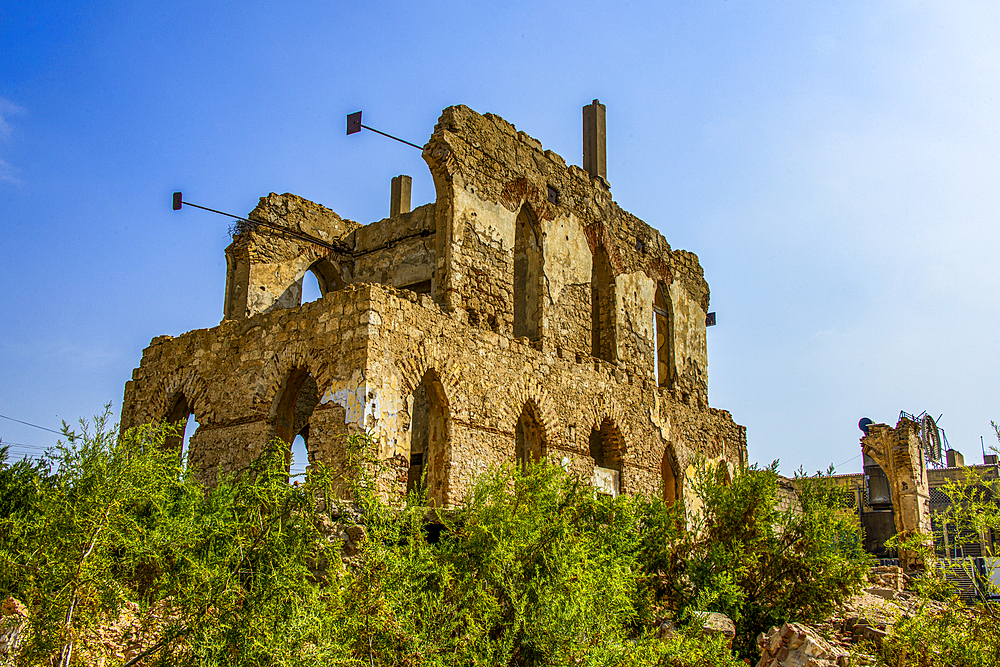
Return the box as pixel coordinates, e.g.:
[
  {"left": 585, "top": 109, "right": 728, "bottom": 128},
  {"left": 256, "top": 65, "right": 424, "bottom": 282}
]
[
  {"left": 0, "top": 413, "right": 65, "bottom": 436},
  {"left": 834, "top": 453, "right": 862, "bottom": 469}
]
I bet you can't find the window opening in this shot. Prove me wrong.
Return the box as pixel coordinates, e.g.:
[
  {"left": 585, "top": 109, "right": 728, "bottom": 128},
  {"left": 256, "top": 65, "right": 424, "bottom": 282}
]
[
  {"left": 290, "top": 433, "right": 308, "bottom": 480},
  {"left": 406, "top": 369, "right": 449, "bottom": 504},
  {"left": 181, "top": 416, "right": 200, "bottom": 463},
  {"left": 400, "top": 279, "right": 432, "bottom": 295},
  {"left": 513, "top": 207, "right": 542, "bottom": 341},
  {"left": 300, "top": 269, "right": 323, "bottom": 305},
  {"left": 274, "top": 368, "right": 320, "bottom": 476},
  {"left": 589, "top": 418, "right": 623, "bottom": 496},
  {"left": 591, "top": 244, "right": 616, "bottom": 361},
  {"left": 515, "top": 402, "right": 544, "bottom": 467},
  {"left": 654, "top": 285, "right": 673, "bottom": 388}
]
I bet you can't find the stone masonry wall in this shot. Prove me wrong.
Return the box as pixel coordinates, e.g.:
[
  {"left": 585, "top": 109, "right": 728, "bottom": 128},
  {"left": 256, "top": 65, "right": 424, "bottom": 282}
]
[
  {"left": 122, "top": 104, "right": 745, "bottom": 509},
  {"left": 123, "top": 282, "right": 744, "bottom": 506},
  {"left": 423, "top": 105, "right": 710, "bottom": 397}
]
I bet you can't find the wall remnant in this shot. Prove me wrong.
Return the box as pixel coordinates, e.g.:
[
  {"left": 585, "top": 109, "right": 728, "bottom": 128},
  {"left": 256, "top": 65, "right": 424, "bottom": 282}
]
[
  {"left": 121, "top": 103, "right": 746, "bottom": 509},
  {"left": 861, "top": 417, "right": 933, "bottom": 571}
]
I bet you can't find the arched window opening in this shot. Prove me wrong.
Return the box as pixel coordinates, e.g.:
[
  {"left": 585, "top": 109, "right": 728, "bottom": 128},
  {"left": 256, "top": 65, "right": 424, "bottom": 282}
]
[
  {"left": 654, "top": 285, "right": 673, "bottom": 388},
  {"left": 290, "top": 433, "right": 309, "bottom": 480},
  {"left": 591, "top": 244, "right": 616, "bottom": 362},
  {"left": 300, "top": 269, "right": 323, "bottom": 305},
  {"left": 164, "top": 393, "right": 191, "bottom": 451},
  {"left": 717, "top": 461, "right": 733, "bottom": 487},
  {"left": 164, "top": 393, "right": 198, "bottom": 465},
  {"left": 589, "top": 418, "right": 624, "bottom": 496},
  {"left": 513, "top": 207, "right": 543, "bottom": 341},
  {"left": 299, "top": 259, "right": 345, "bottom": 306},
  {"left": 406, "top": 369, "right": 449, "bottom": 504},
  {"left": 661, "top": 445, "right": 680, "bottom": 507},
  {"left": 181, "top": 416, "right": 200, "bottom": 464},
  {"left": 515, "top": 402, "right": 544, "bottom": 468},
  {"left": 274, "top": 368, "right": 320, "bottom": 474}
]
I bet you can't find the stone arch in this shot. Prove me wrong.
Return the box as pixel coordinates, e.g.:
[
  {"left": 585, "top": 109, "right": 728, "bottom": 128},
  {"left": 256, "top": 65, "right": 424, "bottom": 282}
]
[
  {"left": 403, "top": 368, "right": 451, "bottom": 505},
  {"left": 154, "top": 368, "right": 211, "bottom": 427},
  {"left": 661, "top": 443, "right": 681, "bottom": 507},
  {"left": 589, "top": 417, "right": 626, "bottom": 496},
  {"left": 395, "top": 342, "right": 464, "bottom": 416},
  {"left": 255, "top": 344, "right": 332, "bottom": 413},
  {"left": 498, "top": 380, "right": 562, "bottom": 454},
  {"left": 306, "top": 257, "right": 344, "bottom": 296},
  {"left": 271, "top": 366, "right": 321, "bottom": 473},
  {"left": 580, "top": 394, "right": 634, "bottom": 453},
  {"left": 513, "top": 204, "right": 543, "bottom": 342},
  {"left": 515, "top": 400, "right": 546, "bottom": 467}
]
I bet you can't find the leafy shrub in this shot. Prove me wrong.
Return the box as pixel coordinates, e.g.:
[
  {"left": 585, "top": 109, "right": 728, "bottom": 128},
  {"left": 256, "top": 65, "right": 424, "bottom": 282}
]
[
  {"left": 0, "top": 415, "right": 870, "bottom": 666},
  {"left": 637, "top": 462, "right": 872, "bottom": 659},
  {"left": 868, "top": 599, "right": 1000, "bottom": 667}
]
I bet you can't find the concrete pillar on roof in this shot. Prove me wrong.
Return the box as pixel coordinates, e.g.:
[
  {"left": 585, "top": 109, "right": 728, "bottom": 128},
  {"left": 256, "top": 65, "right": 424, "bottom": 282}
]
[
  {"left": 583, "top": 99, "right": 609, "bottom": 189},
  {"left": 391, "top": 175, "right": 412, "bottom": 217}
]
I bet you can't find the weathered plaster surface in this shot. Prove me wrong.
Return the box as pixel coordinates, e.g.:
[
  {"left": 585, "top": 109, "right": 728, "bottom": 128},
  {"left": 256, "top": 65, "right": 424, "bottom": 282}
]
[{"left": 122, "top": 104, "right": 746, "bottom": 510}]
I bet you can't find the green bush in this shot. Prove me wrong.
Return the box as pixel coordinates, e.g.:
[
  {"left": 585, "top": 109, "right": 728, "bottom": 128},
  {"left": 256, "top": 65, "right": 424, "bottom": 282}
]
[
  {"left": 0, "top": 415, "right": 871, "bottom": 666},
  {"left": 868, "top": 599, "right": 1000, "bottom": 667},
  {"left": 637, "top": 462, "right": 872, "bottom": 659}
]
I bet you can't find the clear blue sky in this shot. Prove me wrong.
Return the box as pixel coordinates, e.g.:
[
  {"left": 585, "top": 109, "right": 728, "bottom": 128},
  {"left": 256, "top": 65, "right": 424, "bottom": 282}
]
[{"left": 2, "top": 0, "right": 998, "bottom": 474}]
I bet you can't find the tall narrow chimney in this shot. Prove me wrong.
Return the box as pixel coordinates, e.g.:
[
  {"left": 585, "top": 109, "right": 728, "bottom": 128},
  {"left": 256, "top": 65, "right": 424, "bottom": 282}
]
[
  {"left": 390, "top": 174, "right": 412, "bottom": 217},
  {"left": 583, "top": 99, "right": 609, "bottom": 188}
]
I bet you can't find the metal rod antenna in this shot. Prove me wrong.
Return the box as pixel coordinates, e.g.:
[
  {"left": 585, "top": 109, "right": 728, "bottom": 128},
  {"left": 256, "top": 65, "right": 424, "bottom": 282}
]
[
  {"left": 360, "top": 124, "right": 423, "bottom": 149},
  {"left": 346, "top": 111, "right": 422, "bottom": 149},
  {"left": 172, "top": 194, "right": 343, "bottom": 253}
]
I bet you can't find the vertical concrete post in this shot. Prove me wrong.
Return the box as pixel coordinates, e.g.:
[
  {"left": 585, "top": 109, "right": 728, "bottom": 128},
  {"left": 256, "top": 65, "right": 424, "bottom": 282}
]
[
  {"left": 583, "top": 99, "right": 608, "bottom": 188},
  {"left": 390, "top": 175, "right": 412, "bottom": 217}
]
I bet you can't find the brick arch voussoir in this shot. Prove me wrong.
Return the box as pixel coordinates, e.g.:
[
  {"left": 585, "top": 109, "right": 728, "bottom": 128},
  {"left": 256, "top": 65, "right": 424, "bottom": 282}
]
[
  {"left": 156, "top": 368, "right": 212, "bottom": 425},
  {"left": 583, "top": 221, "right": 626, "bottom": 276},
  {"left": 499, "top": 177, "right": 555, "bottom": 222},
  {"left": 581, "top": 394, "right": 633, "bottom": 456},
  {"left": 505, "top": 380, "right": 563, "bottom": 451},
  {"left": 259, "top": 345, "right": 330, "bottom": 417}
]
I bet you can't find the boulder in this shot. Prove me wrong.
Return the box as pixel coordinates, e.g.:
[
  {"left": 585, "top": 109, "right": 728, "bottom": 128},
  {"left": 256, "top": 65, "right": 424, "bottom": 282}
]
[
  {"left": 756, "top": 622, "right": 850, "bottom": 667},
  {"left": 692, "top": 611, "right": 736, "bottom": 649}
]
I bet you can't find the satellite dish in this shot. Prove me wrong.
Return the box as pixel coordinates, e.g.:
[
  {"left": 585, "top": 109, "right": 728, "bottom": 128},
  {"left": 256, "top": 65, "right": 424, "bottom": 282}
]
[{"left": 859, "top": 417, "right": 874, "bottom": 435}]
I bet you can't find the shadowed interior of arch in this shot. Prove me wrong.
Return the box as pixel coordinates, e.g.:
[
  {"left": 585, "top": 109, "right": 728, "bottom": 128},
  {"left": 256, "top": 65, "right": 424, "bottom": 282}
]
[
  {"left": 513, "top": 206, "right": 542, "bottom": 341},
  {"left": 589, "top": 418, "right": 624, "bottom": 495},
  {"left": 661, "top": 445, "right": 680, "bottom": 506},
  {"left": 274, "top": 368, "right": 320, "bottom": 476},
  {"left": 515, "top": 401, "right": 544, "bottom": 467},
  {"left": 405, "top": 369, "right": 449, "bottom": 503}
]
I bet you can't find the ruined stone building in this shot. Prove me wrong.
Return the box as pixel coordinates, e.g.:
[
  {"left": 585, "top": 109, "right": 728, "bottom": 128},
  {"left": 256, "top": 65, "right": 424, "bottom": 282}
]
[
  {"left": 120, "top": 101, "right": 747, "bottom": 507},
  {"left": 827, "top": 415, "right": 999, "bottom": 568}
]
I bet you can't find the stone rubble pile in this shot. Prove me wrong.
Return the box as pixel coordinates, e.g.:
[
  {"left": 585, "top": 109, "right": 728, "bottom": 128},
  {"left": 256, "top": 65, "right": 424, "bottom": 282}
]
[
  {"left": 756, "top": 622, "right": 850, "bottom": 667},
  {"left": 867, "top": 565, "right": 906, "bottom": 591},
  {"left": 0, "top": 597, "right": 27, "bottom": 665}
]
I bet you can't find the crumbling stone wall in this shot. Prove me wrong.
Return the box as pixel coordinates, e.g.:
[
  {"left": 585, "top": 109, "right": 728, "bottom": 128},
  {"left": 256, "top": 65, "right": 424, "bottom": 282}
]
[
  {"left": 122, "top": 104, "right": 746, "bottom": 509},
  {"left": 423, "top": 106, "right": 711, "bottom": 397},
  {"left": 861, "top": 418, "right": 932, "bottom": 571}
]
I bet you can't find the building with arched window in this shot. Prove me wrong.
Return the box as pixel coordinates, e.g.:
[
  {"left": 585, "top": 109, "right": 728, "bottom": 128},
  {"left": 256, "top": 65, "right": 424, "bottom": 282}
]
[{"left": 121, "top": 102, "right": 746, "bottom": 508}]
